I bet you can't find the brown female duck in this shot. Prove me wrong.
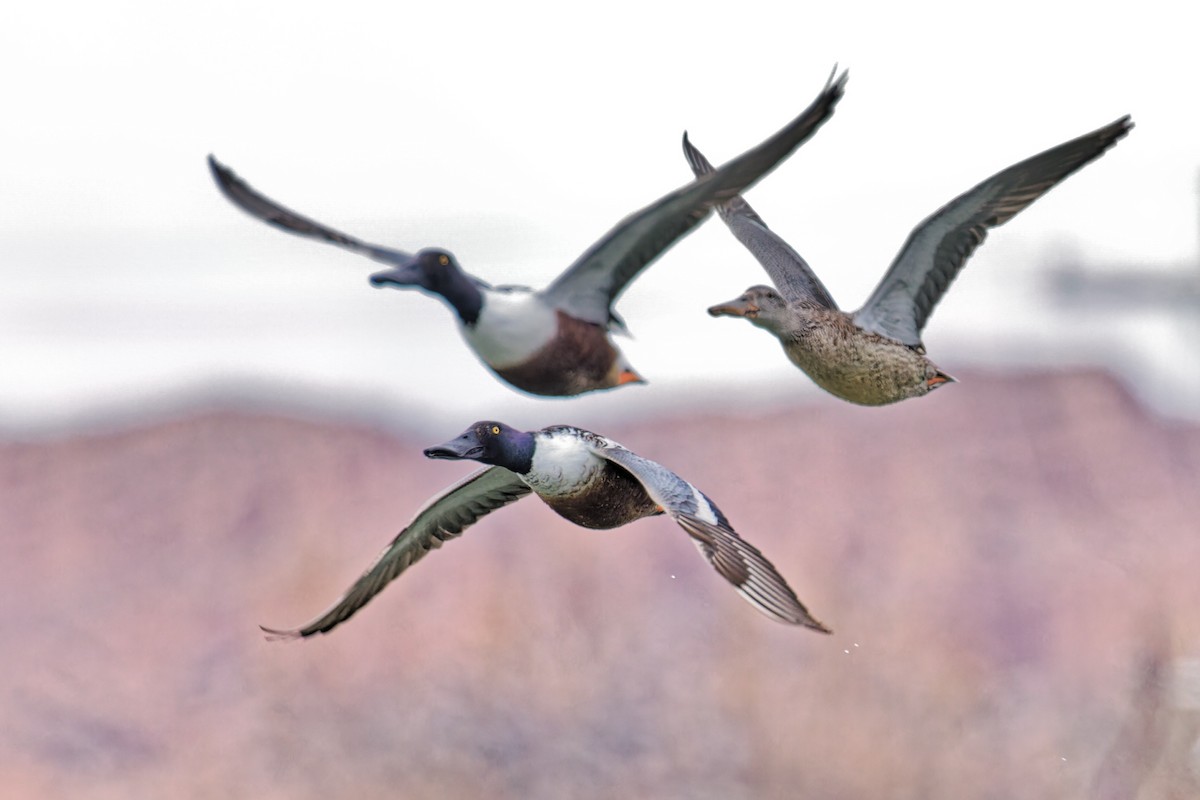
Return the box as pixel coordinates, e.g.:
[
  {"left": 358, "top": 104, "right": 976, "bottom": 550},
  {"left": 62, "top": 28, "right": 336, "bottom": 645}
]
[{"left": 686, "top": 114, "right": 1133, "bottom": 406}]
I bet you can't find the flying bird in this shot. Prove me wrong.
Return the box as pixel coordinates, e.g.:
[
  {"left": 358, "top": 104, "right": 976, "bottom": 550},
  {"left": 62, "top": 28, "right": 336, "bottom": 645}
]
[
  {"left": 209, "top": 70, "right": 847, "bottom": 397},
  {"left": 685, "top": 114, "right": 1133, "bottom": 406},
  {"left": 262, "top": 421, "right": 830, "bottom": 638}
]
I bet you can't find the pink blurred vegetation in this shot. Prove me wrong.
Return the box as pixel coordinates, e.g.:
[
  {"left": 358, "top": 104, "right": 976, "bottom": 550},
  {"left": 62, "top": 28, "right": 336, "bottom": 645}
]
[{"left": 2, "top": 368, "right": 1198, "bottom": 798}]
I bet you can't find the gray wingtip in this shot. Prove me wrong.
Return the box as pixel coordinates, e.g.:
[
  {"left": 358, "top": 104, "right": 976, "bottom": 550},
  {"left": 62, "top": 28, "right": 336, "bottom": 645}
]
[
  {"left": 1087, "top": 114, "right": 1134, "bottom": 155},
  {"left": 259, "top": 623, "right": 305, "bottom": 642},
  {"left": 682, "top": 63, "right": 848, "bottom": 180},
  {"left": 681, "top": 131, "right": 715, "bottom": 178},
  {"left": 207, "top": 153, "right": 238, "bottom": 191},
  {"left": 825, "top": 64, "right": 849, "bottom": 96},
  {"left": 1113, "top": 114, "right": 1135, "bottom": 139}
]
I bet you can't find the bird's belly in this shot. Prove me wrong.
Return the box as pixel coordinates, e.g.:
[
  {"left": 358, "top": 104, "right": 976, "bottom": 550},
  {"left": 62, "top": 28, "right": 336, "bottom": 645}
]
[
  {"left": 533, "top": 464, "right": 660, "bottom": 530},
  {"left": 462, "top": 292, "right": 559, "bottom": 369},
  {"left": 472, "top": 306, "right": 622, "bottom": 397},
  {"left": 783, "top": 332, "right": 930, "bottom": 406}
]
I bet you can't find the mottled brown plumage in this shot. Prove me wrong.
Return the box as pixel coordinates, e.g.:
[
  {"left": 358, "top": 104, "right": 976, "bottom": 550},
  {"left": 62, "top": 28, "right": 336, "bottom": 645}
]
[
  {"left": 708, "top": 289, "right": 952, "bottom": 405},
  {"left": 690, "top": 114, "right": 1133, "bottom": 406}
]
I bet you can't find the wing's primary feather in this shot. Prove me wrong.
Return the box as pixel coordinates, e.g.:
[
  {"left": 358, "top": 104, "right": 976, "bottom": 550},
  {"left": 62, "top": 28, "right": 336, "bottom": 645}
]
[
  {"left": 208, "top": 154, "right": 416, "bottom": 267},
  {"left": 674, "top": 512, "right": 827, "bottom": 630},
  {"left": 261, "top": 466, "right": 530, "bottom": 639},
  {"left": 682, "top": 134, "right": 839, "bottom": 309},
  {"left": 853, "top": 115, "right": 1133, "bottom": 346},
  {"left": 541, "top": 69, "right": 848, "bottom": 327},
  {"left": 596, "top": 445, "right": 829, "bottom": 631}
]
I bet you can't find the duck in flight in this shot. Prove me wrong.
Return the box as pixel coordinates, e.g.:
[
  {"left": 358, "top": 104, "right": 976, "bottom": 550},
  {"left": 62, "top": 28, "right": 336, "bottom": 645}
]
[
  {"left": 262, "top": 421, "right": 830, "bottom": 638},
  {"left": 209, "top": 70, "right": 847, "bottom": 397},
  {"left": 685, "top": 114, "right": 1132, "bottom": 406}
]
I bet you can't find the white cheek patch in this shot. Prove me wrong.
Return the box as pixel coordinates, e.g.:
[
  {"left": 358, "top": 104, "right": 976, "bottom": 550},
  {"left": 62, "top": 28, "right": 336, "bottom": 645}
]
[{"left": 462, "top": 290, "right": 558, "bottom": 368}]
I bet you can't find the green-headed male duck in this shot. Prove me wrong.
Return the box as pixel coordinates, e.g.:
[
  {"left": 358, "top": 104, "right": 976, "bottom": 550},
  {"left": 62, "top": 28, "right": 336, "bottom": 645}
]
[
  {"left": 209, "top": 70, "right": 847, "bottom": 397},
  {"left": 686, "top": 113, "right": 1132, "bottom": 406},
  {"left": 262, "top": 421, "right": 829, "bottom": 638}
]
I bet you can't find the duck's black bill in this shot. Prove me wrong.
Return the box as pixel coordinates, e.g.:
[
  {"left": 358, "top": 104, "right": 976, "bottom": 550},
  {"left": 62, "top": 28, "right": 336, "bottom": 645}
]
[
  {"left": 423, "top": 444, "right": 463, "bottom": 459},
  {"left": 423, "top": 432, "right": 484, "bottom": 461},
  {"left": 369, "top": 261, "right": 423, "bottom": 288}
]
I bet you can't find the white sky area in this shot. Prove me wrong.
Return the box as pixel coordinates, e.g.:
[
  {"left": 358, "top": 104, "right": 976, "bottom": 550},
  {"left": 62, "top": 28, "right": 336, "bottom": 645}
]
[{"left": 3, "top": 1, "right": 1198, "bottom": 434}]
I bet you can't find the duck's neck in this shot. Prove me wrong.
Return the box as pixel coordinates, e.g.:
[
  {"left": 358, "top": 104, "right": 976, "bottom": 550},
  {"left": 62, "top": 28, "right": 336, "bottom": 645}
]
[
  {"left": 496, "top": 429, "right": 536, "bottom": 475},
  {"left": 757, "top": 305, "right": 819, "bottom": 339},
  {"left": 435, "top": 270, "right": 485, "bottom": 326}
]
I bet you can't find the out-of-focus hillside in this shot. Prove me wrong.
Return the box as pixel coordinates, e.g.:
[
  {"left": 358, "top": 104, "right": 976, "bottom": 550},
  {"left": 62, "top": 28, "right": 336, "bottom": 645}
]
[{"left": 2, "top": 368, "right": 1198, "bottom": 799}]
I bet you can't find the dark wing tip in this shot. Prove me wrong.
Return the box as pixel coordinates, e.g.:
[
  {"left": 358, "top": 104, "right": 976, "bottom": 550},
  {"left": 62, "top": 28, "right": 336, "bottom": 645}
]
[
  {"left": 813, "top": 67, "right": 849, "bottom": 127},
  {"left": 259, "top": 623, "right": 305, "bottom": 642},
  {"left": 676, "top": 512, "right": 830, "bottom": 632},
  {"left": 1110, "top": 114, "right": 1135, "bottom": 143},
  {"left": 1075, "top": 115, "right": 1134, "bottom": 166},
  {"left": 783, "top": 602, "right": 833, "bottom": 634},
  {"left": 207, "top": 153, "right": 247, "bottom": 198},
  {"left": 821, "top": 64, "right": 849, "bottom": 106},
  {"left": 207, "top": 153, "right": 231, "bottom": 183},
  {"left": 1090, "top": 114, "right": 1134, "bottom": 150},
  {"left": 681, "top": 132, "right": 716, "bottom": 178}
]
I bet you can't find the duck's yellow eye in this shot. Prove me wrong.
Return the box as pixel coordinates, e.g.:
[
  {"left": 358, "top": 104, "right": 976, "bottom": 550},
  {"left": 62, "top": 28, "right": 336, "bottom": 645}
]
[
  {"left": 491, "top": 425, "right": 500, "bottom": 435},
  {"left": 438, "top": 254, "right": 449, "bottom": 266}
]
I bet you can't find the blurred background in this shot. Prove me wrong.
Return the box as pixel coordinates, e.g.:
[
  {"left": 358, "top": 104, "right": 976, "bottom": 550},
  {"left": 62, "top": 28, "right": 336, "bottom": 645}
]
[{"left": 3, "top": 1, "right": 1199, "bottom": 797}]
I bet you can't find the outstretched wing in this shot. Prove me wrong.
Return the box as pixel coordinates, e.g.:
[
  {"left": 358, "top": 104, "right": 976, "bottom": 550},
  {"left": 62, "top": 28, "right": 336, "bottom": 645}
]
[
  {"left": 262, "top": 466, "right": 530, "bottom": 639},
  {"left": 596, "top": 445, "right": 829, "bottom": 632},
  {"left": 208, "top": 154, "right": 415, "bottom": 267},
  {"left": 541, "top": 68, "right": 848, "bottom": 329},
  {"left": 853, "top": 115, "right": 1133, "bottom": 346},
  {"left": 682, "top": 134, "right": 838, "bottom": 309}
]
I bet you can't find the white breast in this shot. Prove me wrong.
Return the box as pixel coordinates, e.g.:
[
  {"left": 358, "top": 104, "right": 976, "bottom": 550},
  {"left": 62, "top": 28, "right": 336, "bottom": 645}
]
[
  {"left": 461, "top": 288, "right": 558, "bottom": 368},
  {"left": 525, "top": 432, "right": 605, "bottom": 496}
]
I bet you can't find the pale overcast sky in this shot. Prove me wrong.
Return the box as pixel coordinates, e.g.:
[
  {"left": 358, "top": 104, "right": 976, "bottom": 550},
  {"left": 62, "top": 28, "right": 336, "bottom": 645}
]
[{"left": 3, "top": 1, "right": 1197, "bottom": 430}]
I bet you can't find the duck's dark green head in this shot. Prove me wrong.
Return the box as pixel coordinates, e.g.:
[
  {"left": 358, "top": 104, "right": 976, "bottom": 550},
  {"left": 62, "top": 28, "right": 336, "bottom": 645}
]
[
  {"left": 424, "top": 421, "right": 535, "bottom": 474},
  {"left": 370, "top": 248, "right": 483, "bottom": 324}
]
